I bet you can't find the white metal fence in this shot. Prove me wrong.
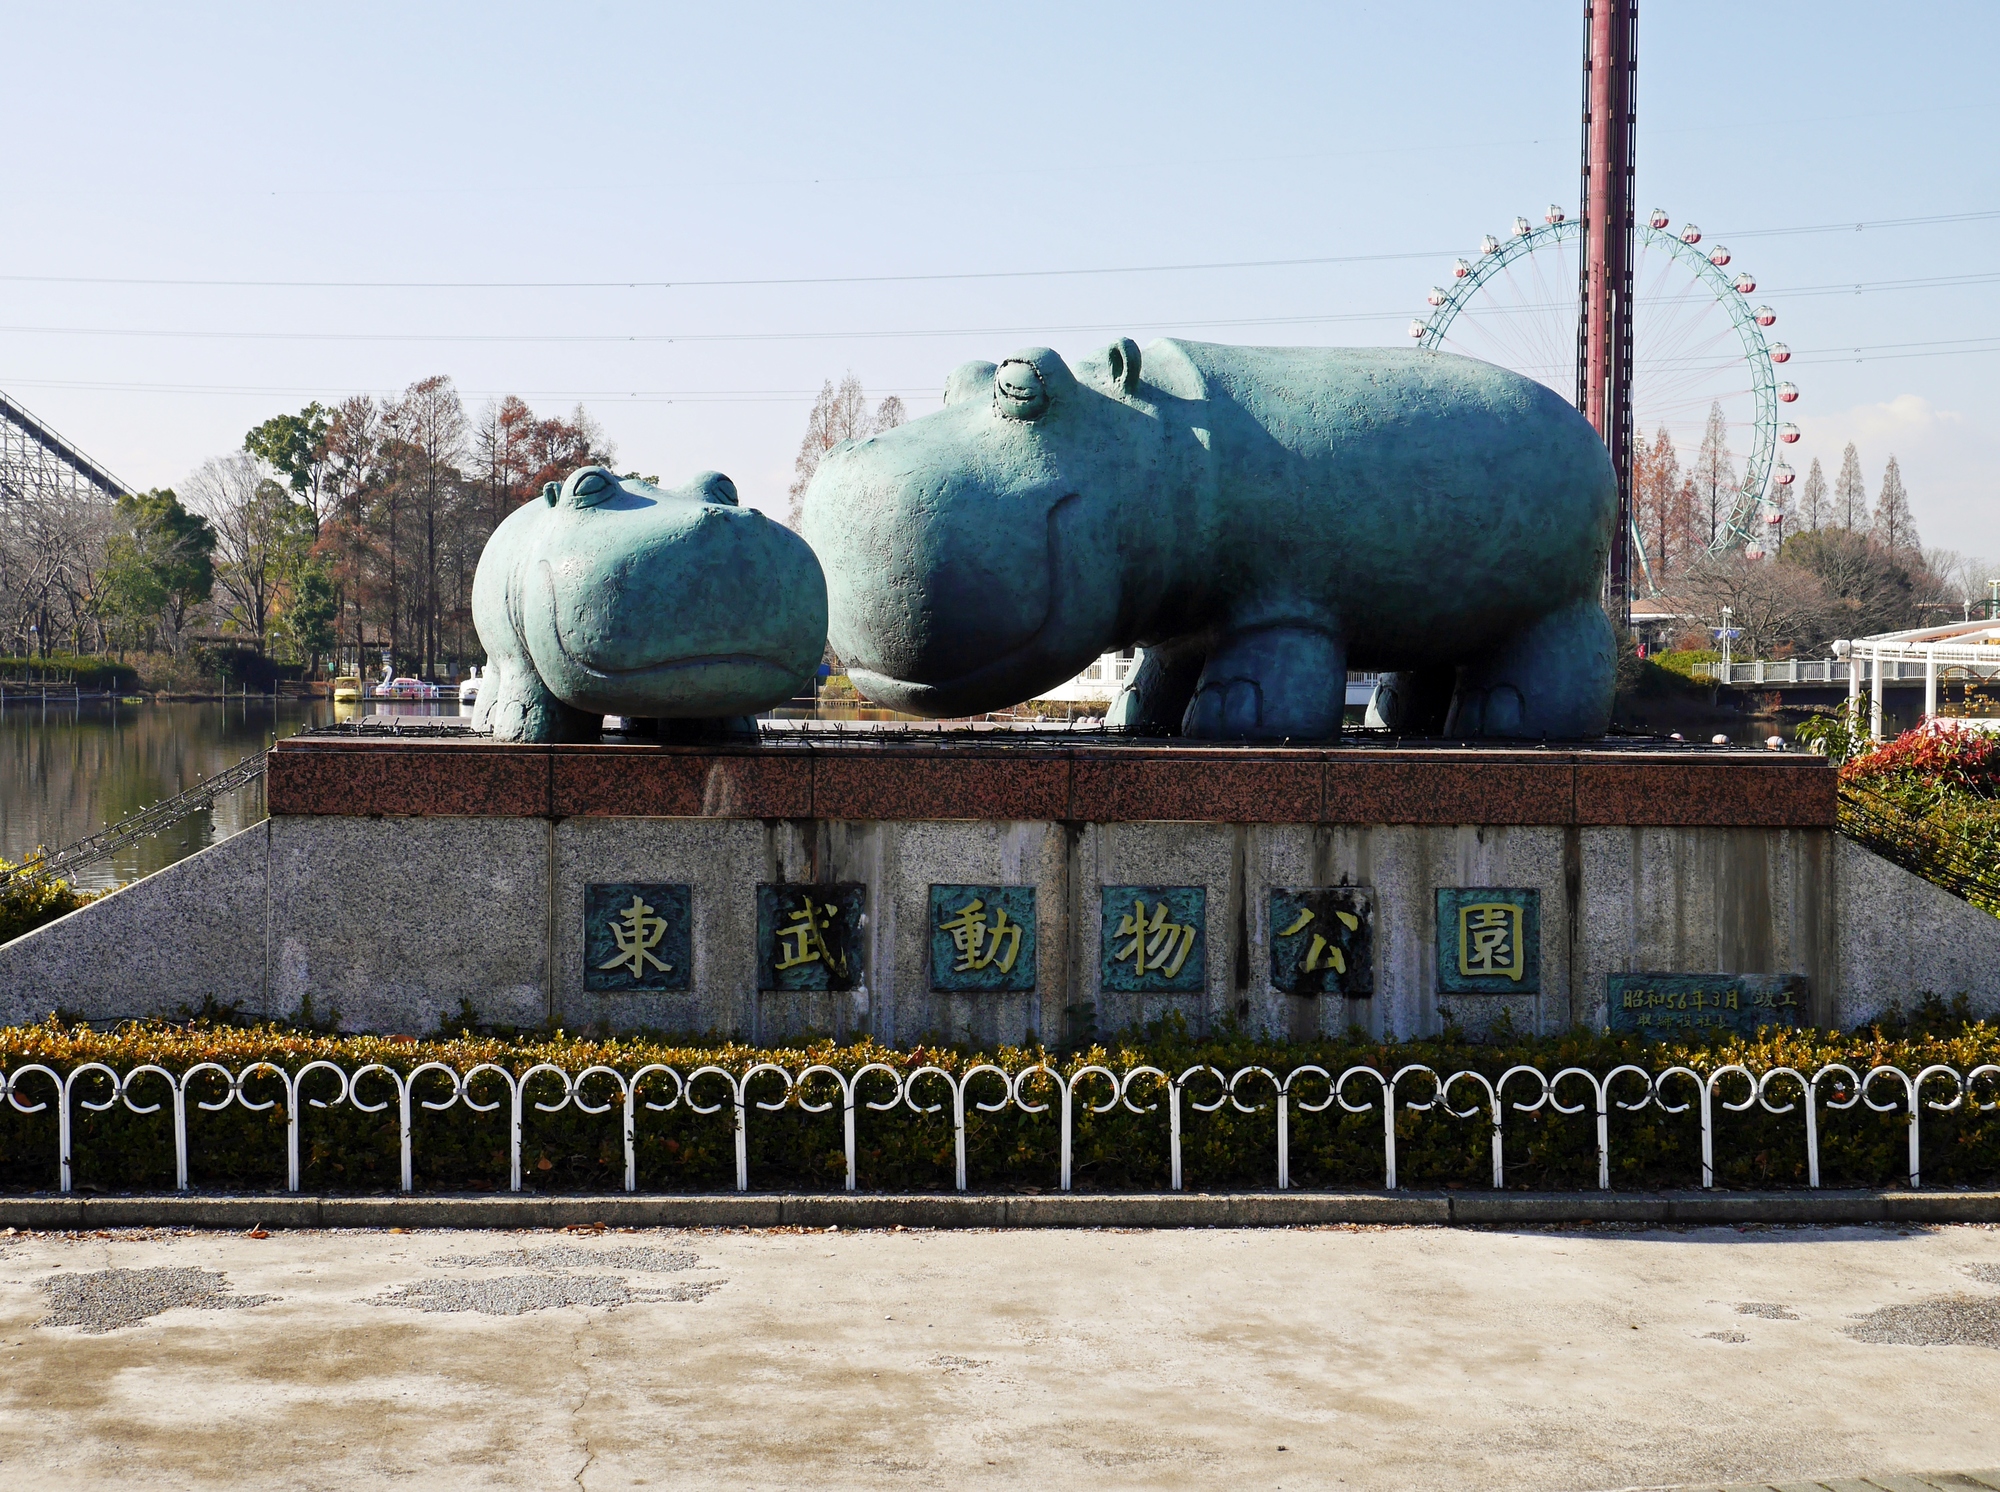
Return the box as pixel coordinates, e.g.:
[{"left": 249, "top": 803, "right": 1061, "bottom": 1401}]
[{"left": 4, "top": 1061, "right": 1994, "bottom": 1198}]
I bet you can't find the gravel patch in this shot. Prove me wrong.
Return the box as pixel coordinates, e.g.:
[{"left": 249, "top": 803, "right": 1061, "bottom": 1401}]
[
  {"left": 368, "top": 1274, "right": 722, "bottom": 1316},
  {"left": 1734, "top": 1302, "right": 1799, "bottom": 1319},
  {"left": 1702, "top": 1331, "right": 1749, "bottom": 1343},
  {"left": 1847, "top": 1296, "right": 2000, "bottom": 1350},
  {"left": 37, "top": 1267, "right": 275, "bottom": 1334},
  {"left": 432, "top": 1244, "right": 698, "bottom": 1273},
  {"left": 1966, "top": 1263, "right": 2000, "bottom": 1286}
]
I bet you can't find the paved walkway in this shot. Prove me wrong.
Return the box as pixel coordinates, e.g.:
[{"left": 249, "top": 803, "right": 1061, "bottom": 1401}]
[{"left": 3, "top": 1222, "right": 1999, "bottom": 1490}]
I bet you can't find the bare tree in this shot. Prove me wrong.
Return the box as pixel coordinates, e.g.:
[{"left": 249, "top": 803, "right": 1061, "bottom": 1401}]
[
  {"left": 1632, "top": 425, "right": 1695, "bottom": 581},
  {"left": 1691, "top": 402, "right": 1737, "bottom": 548},
  {"left": 1871, "top": 454, "right": 1920, "bottom": 555},
  {"left": 1680, "top": 551, "right": 1830, "bottom": 657},
  {"left": 381, "top": 376, "right": 468, "bottom": 677},
  {"left": 186, "top": 452, "right": 304, "bottom": 653},
  {"left": 1834, "top": 442, "right": 1867, "bottom": 530},
  {"left": 787, "top": 375, "right": 905, "bottom": 528},
  {"left": 1797, "top": 457, "right": 1828, "bottom": 534}
]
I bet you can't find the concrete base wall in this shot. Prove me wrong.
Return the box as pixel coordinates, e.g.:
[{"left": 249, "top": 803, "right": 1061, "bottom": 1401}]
[{"left": 2, "top": 813, "right": 1994, "bottom": 1038}]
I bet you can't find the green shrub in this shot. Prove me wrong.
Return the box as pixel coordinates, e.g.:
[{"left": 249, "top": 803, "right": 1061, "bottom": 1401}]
[
  {"left": 3, "top": 1006, "right": 1997, "bottom": 1196},
  {"left": 0, "top": 654, "right": 139, "bottom": 691},
  {"left": 1646, "top": 648, "right": 1720, "bottom": 683},
  {"left": 1840, "top": 725, "right": 2000, "bottom": 917},
  {"left": 0, "top": 863, "right": 101, "bottom": 946}
]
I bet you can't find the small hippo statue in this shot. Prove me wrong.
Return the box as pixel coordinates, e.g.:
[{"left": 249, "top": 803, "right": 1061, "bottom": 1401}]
[
  {"left": 801, "top": 340, "right": 1618, "bottom": 740},
  {"left": 471, "top": 466, "right": 826, "bottom": 742}
]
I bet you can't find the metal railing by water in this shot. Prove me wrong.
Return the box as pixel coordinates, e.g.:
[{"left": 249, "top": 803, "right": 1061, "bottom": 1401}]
[
  {"left": 1, "top": 748, "right": 268, "bottom": 890},
  {"left": 5, "top": 1059, "right": 1993, "bottom": 1197}
]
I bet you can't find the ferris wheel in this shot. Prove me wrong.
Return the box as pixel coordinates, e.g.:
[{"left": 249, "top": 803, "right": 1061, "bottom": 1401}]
[{"left": 1411, "top": 207, "right": 1798, "bottom": 582}]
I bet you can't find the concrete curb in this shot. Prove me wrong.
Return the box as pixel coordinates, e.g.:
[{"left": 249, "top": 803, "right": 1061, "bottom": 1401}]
[{"left": 3, "top": 1189, "right": 1996, "bottom": 1230}]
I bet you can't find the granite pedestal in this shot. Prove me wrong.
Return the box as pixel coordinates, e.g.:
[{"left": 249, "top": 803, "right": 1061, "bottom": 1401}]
[{"left": 3, "top": 736, "right": 1993, "bottom": 1040}]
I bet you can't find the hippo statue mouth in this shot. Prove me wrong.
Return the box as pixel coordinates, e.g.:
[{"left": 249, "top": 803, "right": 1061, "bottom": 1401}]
[
  {"left": 845, "top": 492, "right": 1097, "bottom": 716},
  {"left": 553, "top": 645, "right": 803, "bottom": 692},
  {"left": 540, "top": 579, "right": 804, "bottom": 712}
]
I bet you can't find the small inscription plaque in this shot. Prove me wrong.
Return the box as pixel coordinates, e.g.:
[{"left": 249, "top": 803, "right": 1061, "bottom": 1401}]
[
  {"left": 1269, "top": 887, "right": 1374, "bottom": 997},
  {"left": 1435, "top": 887, "right": 1541, "bottom": 994},
  {"left": 1607, "top": 973, "right": 1808, "bottom": 1038},
  {"left": 929, "top": 884, "right": 1036, "bottom": 993},
  {"left": 1100, "top": 885, "right": 1205, "bottom": 994},
  {"left": 583, "top": 883, "right": 691, "bottom": 992},
  {"left": 756, "top": 883, "right": 865, "bottom": 992}
]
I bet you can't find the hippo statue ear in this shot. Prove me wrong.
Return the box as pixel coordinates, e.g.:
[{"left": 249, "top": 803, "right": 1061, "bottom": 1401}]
[
  {"left": 944, "top": 360, "right": 998, "bottom": 406},
  {"left": 1107, "top": 338, "right": 1142, "bottom": 394},
  {"left": 693, "top": 471, "right": 739, "bottom": 507},
  {"left": 541, "top": 481, "right": 561, "bottom": 507}
]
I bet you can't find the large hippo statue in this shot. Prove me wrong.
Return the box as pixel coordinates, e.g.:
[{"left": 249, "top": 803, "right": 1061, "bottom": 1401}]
[
  {"left": 472, "top": 465, "right": 826, "bottom": 742},
  {"left": 800, "top": 340, "right": 1618, "bottom": 740}
]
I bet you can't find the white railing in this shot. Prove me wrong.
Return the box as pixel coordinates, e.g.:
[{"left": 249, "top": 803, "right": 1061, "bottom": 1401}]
[
  {"left": 1697, "top": 656, "right": 2000, "bottom": 687},
  {"left": 5, "top": 1061, "right": 1995, "bottom": 1198}
]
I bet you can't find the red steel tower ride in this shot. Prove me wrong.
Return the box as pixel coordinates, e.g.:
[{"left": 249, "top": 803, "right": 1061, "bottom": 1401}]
[{"left": 1576, "top": 1, "right": 1638, "bottom": 629}]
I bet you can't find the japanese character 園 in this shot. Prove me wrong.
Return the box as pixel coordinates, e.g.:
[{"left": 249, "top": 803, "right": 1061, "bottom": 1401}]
[{"left": 1458, "top": 902, "right": 1525, "bottom": 981}]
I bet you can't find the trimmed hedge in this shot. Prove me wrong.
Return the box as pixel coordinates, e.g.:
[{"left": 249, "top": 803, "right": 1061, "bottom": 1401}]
[
  {"left": 0, "top": 654, "right": 139, "bottom": 691},
  {"left": 4, "top": 1005, "right": 1998, "bottom": 1196}
]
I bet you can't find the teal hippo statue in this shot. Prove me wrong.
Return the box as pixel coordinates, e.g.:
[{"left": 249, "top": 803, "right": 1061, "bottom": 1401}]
[
  {"left": 471, "top": 466, "right": 827, "bottom": 742},
  {"left": 799, "top": 339, "right": 1618, "bottom": 740}
]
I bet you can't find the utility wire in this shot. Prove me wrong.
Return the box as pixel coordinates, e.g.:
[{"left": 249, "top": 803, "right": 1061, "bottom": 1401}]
[{"left": 1, "top": 209, "right": 1994, "bottom": 294}]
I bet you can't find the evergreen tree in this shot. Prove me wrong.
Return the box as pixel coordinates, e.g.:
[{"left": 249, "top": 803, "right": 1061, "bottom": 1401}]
[
  {"left": 97, "top": 489, "right": 217, "bottom": 655},
  {"left": 1834, "top": 442, "right": 1867, "bottom": 529},
  {"left": 1871, "top": 453, "right": 1920, "bottom": 554},
  {"left": 1798, "top": 457, "right": 1828, "bottom": 534}
]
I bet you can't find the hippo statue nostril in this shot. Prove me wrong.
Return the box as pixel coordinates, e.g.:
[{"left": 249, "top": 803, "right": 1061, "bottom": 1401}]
[
  {"left": 994, "top": 360, "right": 1048, "bottom": 421},
  {"left": 694, "top": 471, "right": 739, "bottom": 507}
]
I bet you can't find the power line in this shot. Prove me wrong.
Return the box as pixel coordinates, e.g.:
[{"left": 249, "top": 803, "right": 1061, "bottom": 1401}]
[
  {"left": 0, "top": 249, "right": 1454, "bottom": 292},
  {"left": 12, "top": 327, "right": 2000, "bottom": 402},
  {"left": 2, "top": 263, "right": 1993, "bottom": 348},
  {"left": 2, "top": 209, "right": 1994, "bottom": 295}
]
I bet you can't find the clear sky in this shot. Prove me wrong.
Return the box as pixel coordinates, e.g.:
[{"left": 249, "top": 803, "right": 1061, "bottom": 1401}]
[{"left": 4, "top": 2, "right": 1995, "bottom": 562}]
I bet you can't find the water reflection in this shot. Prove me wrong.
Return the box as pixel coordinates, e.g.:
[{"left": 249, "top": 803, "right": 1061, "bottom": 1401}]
[{"left": 0, "top": 698, "right": 333, "bottom": 893}]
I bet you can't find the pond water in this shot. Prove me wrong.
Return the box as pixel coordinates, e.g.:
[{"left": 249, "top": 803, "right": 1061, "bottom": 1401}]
[{"left": 0, "top": 698, "right": 333, "bottom": 893}]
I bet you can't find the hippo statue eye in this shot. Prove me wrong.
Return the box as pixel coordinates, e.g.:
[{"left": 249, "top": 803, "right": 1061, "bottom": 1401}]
[
  {"left": 694, "top": 471, "right": 738, "bottom": 507},
  {"left": 566, "top": 467, "right": 618, "bottom": 509},
  {"left": 994, "top": 359, "right": 1049, "bottom": 421}
]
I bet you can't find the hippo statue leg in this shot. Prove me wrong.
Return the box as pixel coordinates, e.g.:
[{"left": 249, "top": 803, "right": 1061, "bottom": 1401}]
[
  {"left": 1182, "top": 624, "right": 1348, "bottom": 740},
  {"left": 1106, "top": 644, "right": 1204, "bottom": 735},
  {"left": 1364, "top": 668, "right": 1456, "bottom": 735},
  {"left": 475, "top": 656, "right": 599, "bottom": 743},
  {"left": 1445, "top": 597, "right": 1616, "bottom": 740}
]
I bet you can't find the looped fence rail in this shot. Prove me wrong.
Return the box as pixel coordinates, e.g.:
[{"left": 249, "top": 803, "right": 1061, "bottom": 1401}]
[{"left": 5, "top": 1060, "right": 1996, "bottom": 1197}]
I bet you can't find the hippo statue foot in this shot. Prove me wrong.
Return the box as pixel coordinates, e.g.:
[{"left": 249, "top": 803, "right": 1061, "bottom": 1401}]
[
  {"left": 1364, "top": 667, "right": 1456, "bottom": 736},
  {"left": 1444, "top": 597, "right": 1616, "bottom": 740},
  {"left": 1106, "top": 645, "right": 1204, "bottom": 735},
  {"left": 1181, "top": 624, "right": 1347, "bottom": 741},
  {"left": 473, "top": 664, "right": 601, "bottom": 743}
]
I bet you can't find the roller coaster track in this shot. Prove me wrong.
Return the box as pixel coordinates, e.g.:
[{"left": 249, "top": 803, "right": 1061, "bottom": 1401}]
[{"left": 3, "top": 747, "right": 268, "bottom": 890}]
